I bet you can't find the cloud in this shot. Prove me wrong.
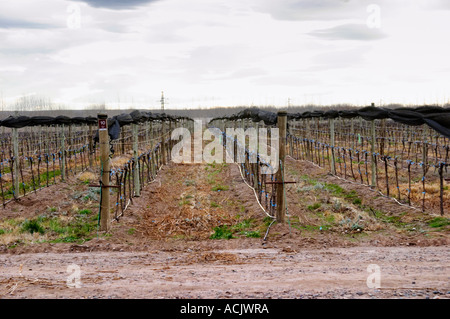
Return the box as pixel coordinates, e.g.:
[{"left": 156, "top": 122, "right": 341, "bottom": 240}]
[
  {"left": 308, "top": 23, "right": 387, "bottom": 41},
  {"left": 0, "top": 16, "right": 60, "bottom": 29},
  {"left": 307, "top": 46, "right": 370, "bottom": 72},
  {"left": 254, "top": 0, "right": 373, "bottom": 21},
  {"left": 72, "top": 0, "right": 161, "bottom": 10},
  {"left": 421, "top": 0, "right": 450, "bottom": 10}
]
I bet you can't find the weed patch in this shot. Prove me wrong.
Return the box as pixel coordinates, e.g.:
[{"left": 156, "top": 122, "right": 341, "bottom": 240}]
[
  {"left": 428, "top": 217, "right": 450, "bottom": 228},
  {"left": 210, "top": 225, "right": 234, "bottom": 239}
]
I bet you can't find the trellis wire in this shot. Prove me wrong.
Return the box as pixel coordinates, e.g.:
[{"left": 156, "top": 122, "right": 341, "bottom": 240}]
[
  {"left": 209, "top": 118, "right": 279, "bottom": 219},
  {"left": 288, "top": 117, "right": 449, "bottom": 215}
]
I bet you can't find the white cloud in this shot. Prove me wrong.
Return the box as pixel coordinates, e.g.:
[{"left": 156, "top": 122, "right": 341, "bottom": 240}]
[
  {"left": 309, "top": 23, "right": 387, "bottom": 41},
  {"left": 73, "top": 0, "right": 161, "bottom": 10},
  {"left": 0, "top": 0, "right": 449, "bottom": 108},
  {"left": 253, "top": 0, "right": 371, "bottom": 21}
]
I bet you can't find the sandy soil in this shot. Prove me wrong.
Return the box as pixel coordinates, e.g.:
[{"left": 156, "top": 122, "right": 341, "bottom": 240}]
[{"left": 1, "top": 246, "right": 449, "bottom": 299}]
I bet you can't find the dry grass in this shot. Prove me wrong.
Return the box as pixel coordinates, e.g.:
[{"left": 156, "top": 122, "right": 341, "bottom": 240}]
[
  {"left": 77, "top": 171, "right": 98, "bottom": 183},
  {"left": 110, "top": 156, "right": 131, "bottom": 168},
  {"left": 396, "top": 181, "right": 450, "bottom": 212},
  {"left": 143, "top": 204, "right": 236, "bottom": 240},
  {"left": 0, "top": 217, "right": 50, "bottom": 246}
]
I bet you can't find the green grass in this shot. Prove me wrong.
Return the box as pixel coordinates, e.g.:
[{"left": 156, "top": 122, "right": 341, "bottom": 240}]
[
  {"left": 184, "top": 179, "right": 196, "bottom": 186},
  {"left": 178, "top": 200, "right": 190, "bottom": 206},
  {"left": 369, "top": 209, "right": 413, "bottom": 229},
  {"left": 210, "top": 201, "right": 221, "bottom": 208},
  {"left": 2, "top": 170, "right": 64, "bottom": 199},
  {"left": 232, "top": 219, "right": 254, "bottom": 231},
  {"left": 50, "top": 216, "right": 96, "bottom": 243},
  {"left": 324, "top": 183, "right": 345, "bottom": 195},
  {"left": 21, "top": 219, "right": 45, "bottom": 234},
  {"left": 263, "top": 216, "right": 275, "bottom": 226},
  {"left": 210, "top": 217, "right": 266, "bottom": 240},
  {"left": 48, "top": 218, "right": 68, "bottom": 234},
  {"left": 210, "top": 225, "right": 234, "bottom": 239},
  {"left": 3, "top": 209, "right": 98, "bottom": 245},
  {"left": 428, "top": 217, "right": 450, "bottom": 228},
  {"left": 325, "top": 214, "right": 335, "bottom": 224},
  {"left": 299, "top": 176, "right": 365, "bottom": 211},
  {"left": 307, "top": 203, "right": 321, "bottom": 211},
  {"left": 212, "top": 184, "right": 229, "bottom": 192},
  {"left": 242, "top": 230, "right": 261, "bottom": 238}
]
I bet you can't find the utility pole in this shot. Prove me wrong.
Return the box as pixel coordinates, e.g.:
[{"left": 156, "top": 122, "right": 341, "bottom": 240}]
[{"left": 160, "top": 91, "right": 165, "bottom": 111}]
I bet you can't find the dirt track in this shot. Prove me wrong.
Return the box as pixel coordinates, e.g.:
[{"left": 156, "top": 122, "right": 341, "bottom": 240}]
[{"left": 1, "top": 246, "right": 449, "bottom": 299}]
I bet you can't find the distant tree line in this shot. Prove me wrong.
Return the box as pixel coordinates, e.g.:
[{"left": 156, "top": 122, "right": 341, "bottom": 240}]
[{"left": 1, "top": 101, "right": 449, "bottom": 121}]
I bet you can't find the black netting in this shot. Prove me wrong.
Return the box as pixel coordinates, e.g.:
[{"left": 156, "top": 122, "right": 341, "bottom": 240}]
[{"left": 209, "top": 106, "right": 450, "bottom": 138}]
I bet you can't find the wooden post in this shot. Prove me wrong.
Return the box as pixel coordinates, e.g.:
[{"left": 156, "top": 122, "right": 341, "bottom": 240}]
[
  {"left": 306, "top": 118, "right": 310, "bottom": 161},
  {"left": 161, "top": 120, "right": 167, "bottom": 165},
  {"left": 253, "top": 121, "right": 259, "bottom": 190},
  {"left": 120, "top": 126, "right": 125, "bottom": 155},
  {"left": 276, "top": 111, "right": 287, "bottom": 223},
  {"left": 351, "top": 118, "right": 355, "bottom": 150},
  {"left": 439, "top": 163, "right": 444, "bottom": 216},
  {"left": 12, "top": 128, "right": 20, "bottom": 197},
  {"left": 145, "top": 121, "right": 149, "bottom": 149},
  {"left": 168, "top": 120, "right": 172, "bottom": 162},
  {"left": 422, "top": 125, "right": 429, "bottom": 212},
  {"left": 88, "top": 124, "right": 93, "bottom": 168},
  {"left": 150, "top": 121, "right": 155, "bottom": 176},
  {"left": 330, "top": 118, "right": 336, "bottom": 175},
  {"left": 234, "top": 120, "right": 238, "bottom": 163},
  {"left": 132, "top": 123, "right": 140, "bottom": 197},
  {"left": 60, "top": 125, "right": 66, "bottom": 182},
  {"left": 68, "top": 124, "right": 72, "bottom": 174},
  {"left": 371, "top": 120, "right": 377, "bottom": 188},
  {"left": 98, "top": 114, "right": 110, "bottom": 232},
  {"left": 422, "top": 125, "right": 428, "bottom": 168}
]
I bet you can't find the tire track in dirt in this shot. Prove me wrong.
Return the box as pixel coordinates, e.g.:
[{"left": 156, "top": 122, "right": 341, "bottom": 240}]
[{"left": 1, "top": 246, "right": 448, "bottom": 299}]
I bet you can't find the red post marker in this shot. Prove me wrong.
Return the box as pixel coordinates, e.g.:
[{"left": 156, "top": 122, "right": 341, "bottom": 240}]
[{"left": 98, "top": 119, "right": 107, "bottom": 130}]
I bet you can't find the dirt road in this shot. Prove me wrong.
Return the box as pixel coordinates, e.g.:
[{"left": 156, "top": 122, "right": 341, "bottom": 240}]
[{"left": 1, "top": 245, "right": 449, "bottom": 299}]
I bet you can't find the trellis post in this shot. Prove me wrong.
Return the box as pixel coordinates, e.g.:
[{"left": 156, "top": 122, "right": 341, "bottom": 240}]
[
  {"left": 132, "top": 123, "right": 140, "bottom": 197},
  {"left": 12, "top": 127, "right": 20, "bottom": 197},
  {"left": 330, "top": 118, "right": 336, "bottom": 175},
  {"left": 60, "top": 124, "right": 66, "bottom": 182},
  {"left": 276, "top": 111, "right": 287, "bottom": 223},
  {"left": 88, "top": 123, "right": 94, "bottom": 167},
  {"left": 98, "top": 114, "right": 110, "bottom": 232},
  {"left": 161, "top": 120, "right": 167, "bottom": 165},
  {"left": 371, "top": 119, "right": 376, "bottom": 188}
]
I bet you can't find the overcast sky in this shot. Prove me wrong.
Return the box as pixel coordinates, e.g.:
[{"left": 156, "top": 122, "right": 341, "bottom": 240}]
[{"left": 1, "top": 0, "right": 450, "bottom": 109}]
